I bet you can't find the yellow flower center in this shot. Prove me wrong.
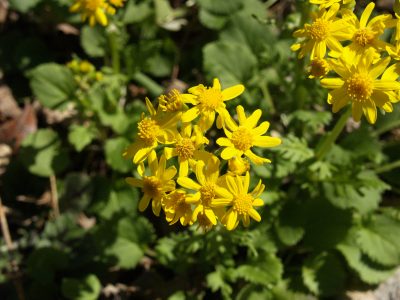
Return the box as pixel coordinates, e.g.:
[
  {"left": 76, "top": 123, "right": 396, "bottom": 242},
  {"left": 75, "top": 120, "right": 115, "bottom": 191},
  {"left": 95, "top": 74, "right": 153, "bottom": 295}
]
[
  {"left": 353, "top": 28, "right": 375, "bottom": 47},
  {"left": 138, "top": 117, "right": 160, "bottom": 145},
  {"left": 199, "top": 183, "right": 215, "bottom": 206},
  {"left": 309, "top": 18, "right": 330, "bottom": 41},
  {"left": 199, "top": 88, "right": 223, "bottom": 110},
  {"left": 310, "top": 58, "right": 330, "bottom": 78},
  {"left": 231, "top": 127, "right": 253, "bottom": 152},
  {"left": 233, "top": 194, "right": 253, "bottom": 215},
  {"left": 84, "top": 0, "right": 104, "bottom": 11},
  {"left": 158, "top": 89, "right": 183, "bottom": 112},
  {"left": 143, "top": 176, "right": 162, "bottom": 198},
  {"left": 176, "top": 138, "right": 195, "bottom": 160},
  {"left": 168, "top": 191, "right": 186, "bottom": 210},
  {"left": 346, "top": 73, "right": 374, "bottom": 102}
]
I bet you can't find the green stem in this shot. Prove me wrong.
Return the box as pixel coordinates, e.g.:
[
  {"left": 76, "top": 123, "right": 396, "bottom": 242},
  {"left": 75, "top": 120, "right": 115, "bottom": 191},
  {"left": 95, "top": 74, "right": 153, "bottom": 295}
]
[
  {"left": 132, "top": 72, "right": 164, "bottom": 96},
  {"left": 259, "top": 82, "right": 276, "bottom": 114},
  {"left": 375, "top": 160, "right": 400, "bottom": 174},
  {"left": 108, "top": 31, "right": 120, "bottom": 73},
  {"left": 315, "top": 108, "right": 351, "bottom": 160}
]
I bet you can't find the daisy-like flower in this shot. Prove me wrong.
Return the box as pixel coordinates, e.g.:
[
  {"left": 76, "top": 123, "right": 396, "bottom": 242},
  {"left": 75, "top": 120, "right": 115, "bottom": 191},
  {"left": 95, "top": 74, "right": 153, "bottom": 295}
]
[
  {"left": 162, "top": 189, "right": 193, "bottom": 226},
  {"left": 177, "top": 157, "right": 232, "bottom": 227},
  {"left": 217, "top": 105, "right": 281, "bottom": 165},
  {"left": 70, "top": 0, "right": 111, "bottom": 27},
  {"left": 181, "top": 78, "right": 245, "bottom": 131},
  {"left": 164, "top": 124, "right": 210, "bottom": 176},
  {"left": 309, "top": 58, "right": 331, "bottom": 78},
  {"left": 321, "top": 49, "right": 400, "bottom": 124},
  {"left": 123, "top": 98, "right": 180, "bottom": 164},
  {"left": 339, "top": 2, "right": 394, "bottom": 57},
  {"left": 309, "top": 0, "right": 354, "bottom": 9},
  {"left": 126, "top": 153, "right": 176, "bottom": 216},
  {"left": 214, "top": 172, "right": 265, "bottom": 231},
  {"left": 291, "top": 3, "right": 353, "bottom": 59}
]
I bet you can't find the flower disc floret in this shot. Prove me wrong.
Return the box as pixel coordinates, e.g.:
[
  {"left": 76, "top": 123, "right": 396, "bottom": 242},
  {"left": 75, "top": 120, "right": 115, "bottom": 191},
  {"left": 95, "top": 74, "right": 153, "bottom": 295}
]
[
  {"left": 158, "top": 89, "right": 183, "bottom": 112},
  {"left": 230, "top": 127, "right": 253, "bottom": 152},
  {"left": 354, "top": 28, "right": 375, "bottom": 47},
  {"left": 138, "top": 118, "right": 160, "bottom": 145},
  {"left": 308, "top": 18, "right": 330, "bottom": 41},
  {"left": 233, "top": 194, "right": 253, "bottom": 215},
  {"left": 175, "top": 138, "right": 195, "bottom": 160},
  {"left": 143, "top": 176, "right": 162, "bottom": 198},
  {"left": 346, "top": 73, "right": 374, "bottom": 102},
  {"left": 199, "top": 183, "right": 216, "bottom": 206}
]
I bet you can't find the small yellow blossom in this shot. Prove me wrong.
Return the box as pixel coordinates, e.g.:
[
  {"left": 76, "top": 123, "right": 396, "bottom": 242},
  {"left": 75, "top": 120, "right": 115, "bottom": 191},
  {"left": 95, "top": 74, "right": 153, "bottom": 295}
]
[
  {"left": 164, "top": 124, "right": 210, "bottom": 176},
  {"left": 291, "top": 4, "right": 353, "bottom": 59},
  {"left": 177, "top": 157, "right": 232, "bottom": 227},
  {"left": 217, "top": 105, "right": 281, "bottom": 165},
  {"left": 123, "top": 98, "right": 180, "bottom": 164},
  {"left": 125, "top": 153, "right": 176, "bottom": 216},
  {"left": 309, "top": 0, "right": 354, "bottom": 9},
  {"left": 214, "top": 172, "right": 265, "bottom": 231},
  {"left": 227, "top": 157, "right": 250, "bottom": 176},
  {"left": 309, "top": 58, "right": 330, "bottom": 78},
  {"left": 321, "top": 49, "right": 400, "bottom": 124},
  {"left": 162, "top": 189, "right": 193, "bottom": 226},
  {"left": 181, "top": 78, "right": 245, "bottom": 131},
  {"left": 70, "top": 0, "right": 111, "bottom": 27}
]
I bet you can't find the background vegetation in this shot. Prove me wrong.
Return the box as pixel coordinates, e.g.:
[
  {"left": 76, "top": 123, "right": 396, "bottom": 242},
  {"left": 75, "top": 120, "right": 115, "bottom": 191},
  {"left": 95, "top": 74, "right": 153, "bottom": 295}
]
[{"left": 1, "top": 0, "right": 400, "bottom": 299}]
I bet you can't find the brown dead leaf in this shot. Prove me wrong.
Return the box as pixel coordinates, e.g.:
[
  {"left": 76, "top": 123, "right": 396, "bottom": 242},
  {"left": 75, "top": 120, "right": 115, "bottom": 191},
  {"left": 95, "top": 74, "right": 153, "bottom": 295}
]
[
  {"left": 77, "top": 213, "right": 96, "bottom": 229},
  {"left": 56, "top": 23, "right": 80, "bottom": 35},
  {"left": 0, "top": 143, "right": 12, "bottom": 175},
  {"left": 0, "top": 84, "right": 21, "bottom": 120},
  {"left": 0, "top": 0, "right": 8, "bottom": 25}
]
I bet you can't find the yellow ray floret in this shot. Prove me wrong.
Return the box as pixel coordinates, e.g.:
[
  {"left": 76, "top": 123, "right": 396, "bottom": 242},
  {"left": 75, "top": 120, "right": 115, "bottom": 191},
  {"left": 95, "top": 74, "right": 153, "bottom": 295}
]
[
  {"left": 217, "top": 105, "right": 281, "bottom": 165},
  {"left": 125, "top": 153, "right": 176, "bottom": 216},
  {"left": 181, "top": 78, "right": 245, "bottom": 131},
  {"left": 321, "top": 49, "right": 400, "bottom": 124},
  {"left": 309, "top": 0, "right": 354, "bottom": 9},
  {"left": 70, "top": 0, "right": 111, "bottom": 27},
  {"left": 214, "top": 172, "right": 265, "bottom": 231},
  {"left": 177, "top": 157, "right": 232, "bottom": 228},
  {"left": 162, "top": 189, "right": 193, "bottom": 226}
]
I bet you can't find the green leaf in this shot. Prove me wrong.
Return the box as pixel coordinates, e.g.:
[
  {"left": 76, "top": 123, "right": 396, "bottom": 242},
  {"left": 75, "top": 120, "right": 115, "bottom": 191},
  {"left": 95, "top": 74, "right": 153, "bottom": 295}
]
[
  {"left": 105, "top": 137, "right": 131, "bottom": 173},
  {"left": 81, "top": 26, "right": 107, "bottom": 57},
  {"left": 290, "top": 110, "right": 332, "bottom": 131},
  {"left": 27, "top": 247, "right": 69, "bottom": 285},
  {"left": 356, "top": 214, "right": 400, "bottom": 266},
  {"left": 68, "top": 124, "right": 98, "bottom": 152},
  {"left": 276, "top": 135, "right": 314, "bottom": 164},
  {"left": 59, "top": 173, "right": 92, "bottom": 212},
  {"left": 20, "top": 129, "right": 69, "bottom": 177},
  {"left": 9, "top": 0, "right": 41, "bottom": 12},
  {"left": 123, "top": 0, "right": 152, "bottom": 24},
  {"left": 323, "top": 171, "right": 389, "bottom": 214},
  {"left": 274, "top": 200, "right": 305, "bottom": 246},
  {"left": 302, "top": 252, "right": 346, "bottom": 297},
  {"left": 29, "top": 63, "right": 77, "bottom": 109},
  {"left": 196, "top": 0, "right": 244, "bottom": 15},
  {"left": 203, "top": 40, "right": 257, "bottom": 87},
  {"left": 337, "top": 243, "right": 395, "bottom": 284},
  {"left": 62, "top": 274, "right": 101, "bottom": 300},
  {"left": 303, "top": 200, "right": 352, "bottom": 250},
  {"left": 103, "top": 238, "right": 144, "bottom": 269},
  {"left": 206, "top": 266, "right": 233, "bottom": 299}
]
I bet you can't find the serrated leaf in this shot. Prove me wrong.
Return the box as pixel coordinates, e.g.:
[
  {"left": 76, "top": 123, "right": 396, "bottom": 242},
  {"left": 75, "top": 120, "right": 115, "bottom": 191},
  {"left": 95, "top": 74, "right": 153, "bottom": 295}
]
[
  {"left": 302, "top": 252, "right": 346, "bottom": 297},
  {"left": 356, "top": 215, "right": 400, "bottom": 266},
  {"left": 20, "top": 129, "right": 69, "bottom": 177},
  {"left": 277, "top": 135, "right": 313, "bottom": 163},
  {"left": 337, "top": 243, "right": 395, "bottom": 284},
  {"left": 290, "top": 110, "right": 332, "bottom": 131},
  {"left": 81, "top": 26, "right": 106, "bottom": 57},
  {"left": 29, "top": 63, "right": 76, "bottom": 109},
  {"left": 61, "top": 274, "right": 101, "bottom": 300},
  {"left": 206, "top": 266, "right": 233, "bottom": 299},
  {"left": 68, "top": 124, "right": 98, "bottom": 152}
]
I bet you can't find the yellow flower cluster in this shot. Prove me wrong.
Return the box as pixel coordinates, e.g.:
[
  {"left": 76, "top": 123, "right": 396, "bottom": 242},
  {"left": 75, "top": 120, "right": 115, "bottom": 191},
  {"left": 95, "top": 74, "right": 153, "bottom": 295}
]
[
  {"left": 124, "top": 79, "right": 281, "bottom": 231},
  {"left": 292, "top": 1, "right": 400, "bottom": 124},
  {"left": 67, "top": 58, "right": 103, "bottom": 83},
  {"left": 69, "top": 0, "right": 126, "bottom": 26}
]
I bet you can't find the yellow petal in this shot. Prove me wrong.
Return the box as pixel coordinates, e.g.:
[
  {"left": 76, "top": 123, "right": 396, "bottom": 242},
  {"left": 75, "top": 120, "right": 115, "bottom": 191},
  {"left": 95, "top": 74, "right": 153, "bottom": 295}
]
[
  {"left": 221, "top": 147, "right": 238, "bottom": 160},
  {"left": 221, "top": 84, "right": 245, "bottom": 101},
  {"left": 213, "top": 78, "right": 221, "bottom": 91},
  {"left": 181, "top": 107, "right": 200, "bottom": 123},
  {"left": 363, "top": 99, "right": 377, "bottom": 124},
  {"left": 360, "top": 2, "right": 375, "bottom": 28},
  {"left": 253, "top": 121, "right": 270, "bottom": 136},
  {"left": 244, "top": 109, "right": 262, "bottom": 128},
  {"left": 236, "top": 105, "right": 246, "bottom": 125},
  {"left": 195, "top": 162, "right": 206, "bottom": 185},
  {"left": 352, "top": 102, "right": 363, "bottom": 122},
  {"left": 204, "top": 208, "right": 217, "bottom": 225},
  {"left": 95, "top": 8, "right": 108, "bottom": 26},
  {"left": 217, "top": 137, "right": 233, "bottom": 147},
  {"left": 369, "top": 57, "right": 391, "bottom": 79},
  {"left": 178, "top": 160, "right": 189, "bottom": 177},
  {"left": 125, "top": 177, "right": 143, "bottom": 187},
  {"left": 243, "top": 172, "right": 250, "bottom": 192},
  {"left": 253, "top": 198, "right": 264, "bottom": 207},
  {"left": 177, "top": 177, "right": 201, "bottom": 190},
  {"left": 163, "top": 166, "right": 177, "bottom": 181},
  {"left": 211, "top": 198, "right": 232, "bottom": 207},
  {"left": 248, "top": 208, "right": 261, "bottom": 222},
  {"left": 245, "top": 150, "right": 270, "bottom": 165},
  {"left": 133, "top": 147, "right": 152, "bottom": 164},
  {"left": 226, "top": 210, "right": 237, "bottom": 230},
  {"left": 138, "top": 194, "right": 151, "bottom": 212},
  {"left": 214, "top": 185, "right": 233, "bottom": 199},
  {"left": 374, "top": 80, "right": 400, "bottom": 90},
  {"left": 253, "top": 136, "right": 281, "bottom": 148},
  {"left": 320, "top": 78, "right": 344, "bottom": 89}
]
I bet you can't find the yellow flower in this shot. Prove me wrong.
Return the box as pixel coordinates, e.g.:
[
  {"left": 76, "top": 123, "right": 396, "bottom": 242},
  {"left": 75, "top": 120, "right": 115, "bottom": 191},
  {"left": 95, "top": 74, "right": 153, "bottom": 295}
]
[
  {"left": 177, "top": 157, "right": 232, "bottom": 227},
  {"left": 321, "top": 49, "right": 400, "bottom": 124},
  {"left": 70, "top": 0, "right": 111, "bottom": 27},
  {"left": 181, "top": 78, "right": 245, "bottom": 131},
  {"left": 164, "top": 124, "right": 210, "bottom": 176},
  {"left": 309, "top": 0, "right": 354, "bottom": 9},
  {"left": 340, "top": 3, "right": 394, "bottom": 56},
  {"left": 291, "top": 4, "right": 353, "bottom": 59},
  {"left": 123, "top": 98, "right": 180, "bottom": 164},
  {"left": 158, "top": 89, "right": 185, "bottom": 113},
  {"left": 217, "top": 105, "right": 281, "bottom": 165},
  {"left": 109, "top": 0, "right": 125, "bottom": 7},
  {"left": 79, "top": 60, "right": 95, "bottom": 73},
  {"left": 162, "top": 189, "right": 193, "bottom": 226},
  {"left": 227, "top": 157, "right": 250, "bottom": 176},
  {"left": 126, "top": 153, "right": 176, "bottom": 216},
  {"left": 309, "top": 58, "right": 330, "bottom": 78},
  {"left": 214, "top": 172, "right": 265, "bottom": 231}
]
